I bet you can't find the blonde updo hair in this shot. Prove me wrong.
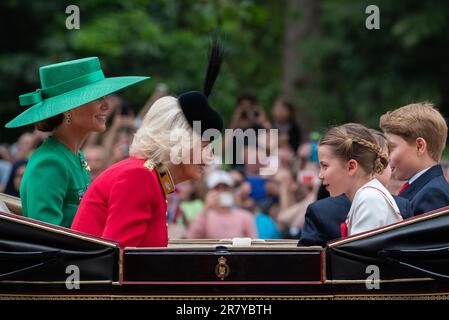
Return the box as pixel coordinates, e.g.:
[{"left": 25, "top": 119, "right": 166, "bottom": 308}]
[
  {"left": 319, "top": 123, "right": 388, "bottom": 175},
  {"left": 130, "top": 96, "right": 196, "bottom": 165}
]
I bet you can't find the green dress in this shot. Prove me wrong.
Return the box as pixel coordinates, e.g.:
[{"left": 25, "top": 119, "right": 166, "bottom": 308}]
[{"left": 20, "top": 136, "right": 91, "bottom": 227}]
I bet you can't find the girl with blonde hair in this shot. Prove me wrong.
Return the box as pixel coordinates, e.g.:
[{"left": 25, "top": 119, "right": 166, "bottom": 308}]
[{"left": 318, "top": 123, "right": 403, "bottom": 237}]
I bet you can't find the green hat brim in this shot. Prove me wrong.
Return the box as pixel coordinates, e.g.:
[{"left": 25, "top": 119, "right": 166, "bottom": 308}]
[{"left": 6, "top": 76, "right": 149, "bottom": 128}]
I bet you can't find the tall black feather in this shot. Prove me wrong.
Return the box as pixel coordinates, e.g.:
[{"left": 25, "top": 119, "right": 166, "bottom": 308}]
[{"left": 203, "top": 38, "right": 224, "bottom": 98}]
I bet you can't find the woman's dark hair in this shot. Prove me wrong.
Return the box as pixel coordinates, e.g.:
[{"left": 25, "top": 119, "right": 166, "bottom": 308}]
[
  {"left": 35, "top": 114, "right": 64, "bottom": 132},
  {"left": 276, "top": 98, "right": 296, "bottom": 121}
]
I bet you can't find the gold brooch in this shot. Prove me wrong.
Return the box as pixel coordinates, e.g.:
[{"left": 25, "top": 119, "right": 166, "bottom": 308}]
[
  {"left": 155, "top": 165, "right": 175, "bottom": 195},
  {"left": 215, "top": 256, "right": 230, "bottom": 280},
  {"left": 81, "top": 159, "right": 91, "bottom": 172},
  {"left": 143, "top": 159, "right": 155, "bottom": 171}
]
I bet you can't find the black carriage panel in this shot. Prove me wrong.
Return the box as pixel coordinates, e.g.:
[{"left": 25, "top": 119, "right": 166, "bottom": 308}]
[
  {"left": 326, "top": 207, "right": 449, "bottom": 295},
  {"left": 0, "top": 212, "right": 120, "bottom": 283}
]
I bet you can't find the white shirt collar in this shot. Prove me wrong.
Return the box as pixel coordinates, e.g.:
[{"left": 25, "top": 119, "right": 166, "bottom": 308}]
[{"left": 409, "top": 167, "right": 432, "bottom": 185}]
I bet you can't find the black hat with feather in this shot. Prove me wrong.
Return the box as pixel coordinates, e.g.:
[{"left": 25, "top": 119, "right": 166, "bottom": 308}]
[{"left": 178, "top": 38, "right": 224, "bottom": 136}]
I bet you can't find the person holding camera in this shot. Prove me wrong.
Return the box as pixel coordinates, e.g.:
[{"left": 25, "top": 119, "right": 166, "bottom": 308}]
[
  {"left": 229, "top": 93, "right": 271, "bottom": 130},
  {"left": 227, "top": 94, "right": 271, "bottom": 172}
]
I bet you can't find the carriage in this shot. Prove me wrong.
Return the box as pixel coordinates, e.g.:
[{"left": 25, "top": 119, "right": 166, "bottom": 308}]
[{"left": 1, "top": 193, "right": 448, "bottom": 300}]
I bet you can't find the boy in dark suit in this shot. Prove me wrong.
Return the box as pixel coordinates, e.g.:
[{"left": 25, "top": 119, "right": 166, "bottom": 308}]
[{"left": 380, "top": 102, "right": 449, "bottom": 216}]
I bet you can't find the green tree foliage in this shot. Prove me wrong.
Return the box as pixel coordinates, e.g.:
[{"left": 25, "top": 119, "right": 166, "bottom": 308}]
[
  {"left": 1, "top": 0, "right": 449, "bottom": 143},
  {"left": 0, "top": 0, "right": 284, "bottom": 142},
  {"left": 296, "top": 0, "right": 449, "bottom": 132}
]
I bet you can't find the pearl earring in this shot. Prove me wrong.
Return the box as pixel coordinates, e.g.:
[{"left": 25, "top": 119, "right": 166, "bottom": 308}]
[{"left": 66, "top": 113, "right": 72, "bottom": 124}]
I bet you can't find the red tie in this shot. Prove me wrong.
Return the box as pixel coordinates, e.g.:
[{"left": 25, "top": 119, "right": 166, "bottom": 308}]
[
  {"left": 398, "top": 182, "right": 409, "bottom": 195},
  {"left": 340, "top": 221, "right": 348, "bottom": 238}
]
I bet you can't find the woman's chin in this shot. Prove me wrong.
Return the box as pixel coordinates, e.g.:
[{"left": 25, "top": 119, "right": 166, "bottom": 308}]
[
  {"left": 90, "top": 124, "right": 107, "bottom": 133},
  {"left": 97, "top": 124, "right": 107, "bottom": 132}
]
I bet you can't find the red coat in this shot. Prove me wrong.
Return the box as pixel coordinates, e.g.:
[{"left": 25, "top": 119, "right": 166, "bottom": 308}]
[{"left": 71, "top": 157, "right": 168, "bottom": 248}]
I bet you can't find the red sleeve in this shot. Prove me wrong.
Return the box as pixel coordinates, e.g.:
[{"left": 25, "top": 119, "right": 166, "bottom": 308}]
[{"left": 102, "top": 167, "right": 156, "bottom": 247}]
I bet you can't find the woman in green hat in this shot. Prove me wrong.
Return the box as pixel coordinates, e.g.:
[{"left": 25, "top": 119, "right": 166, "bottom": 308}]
[{"left": 5, "top": 57, "right": 149, "bottom": 227}]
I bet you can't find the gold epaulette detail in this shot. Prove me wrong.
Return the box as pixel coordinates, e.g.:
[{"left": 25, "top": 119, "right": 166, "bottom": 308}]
[
  {"left": 143, "top": 159, "right": 155, "bottom": 171},
  {"left": 156, "top": 165, "right": 175, "bottom": 195}
]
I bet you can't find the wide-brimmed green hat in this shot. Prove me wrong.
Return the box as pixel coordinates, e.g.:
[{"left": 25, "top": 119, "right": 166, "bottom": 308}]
[{"left": 5, "top": 57, "right": 150, "bottom": 128}]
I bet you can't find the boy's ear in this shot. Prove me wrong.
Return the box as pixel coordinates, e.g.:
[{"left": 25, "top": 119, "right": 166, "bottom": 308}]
[
  {"left": 347, "top": 159, "right": 358, "bottom": 176},
  {"left": 415, "top": 137, "right": 427, "bottom": 156}
]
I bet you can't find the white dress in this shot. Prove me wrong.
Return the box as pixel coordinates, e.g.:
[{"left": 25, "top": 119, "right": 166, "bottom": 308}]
[{"left": 346, "top": 178, "right": 403, "bottom": 236}]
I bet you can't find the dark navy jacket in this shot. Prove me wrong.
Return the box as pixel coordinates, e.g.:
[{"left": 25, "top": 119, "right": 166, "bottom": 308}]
[
  {"left": 398, "top": 165, "right": 449, "bottom": 216},
  {"left": 297, "top": 194, "right": 412, "bottom": 247}
]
